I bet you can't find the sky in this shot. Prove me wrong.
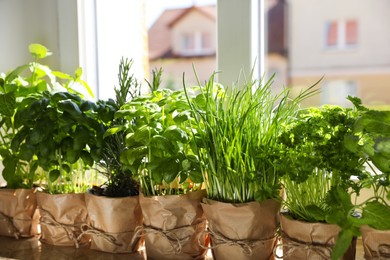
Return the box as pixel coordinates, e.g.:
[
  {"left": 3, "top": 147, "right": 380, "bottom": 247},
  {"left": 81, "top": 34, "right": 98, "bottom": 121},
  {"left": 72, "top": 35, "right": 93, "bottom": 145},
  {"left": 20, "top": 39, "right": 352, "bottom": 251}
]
[{"left": 145, "top": 0, "right": 216, "bottom": 28}]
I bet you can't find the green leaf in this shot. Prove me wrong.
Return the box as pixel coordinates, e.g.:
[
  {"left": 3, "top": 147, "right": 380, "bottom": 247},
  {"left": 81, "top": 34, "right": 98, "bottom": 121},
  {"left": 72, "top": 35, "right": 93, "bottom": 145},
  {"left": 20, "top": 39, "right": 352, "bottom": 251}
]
[
  {"left": 173, "top": 111, "right": 191, "bottom": 124},
  {"left": 80, "top": 150, "right": 94, "bottom": 166},
  {"left": 29, "top": 128, "right": 47, "bottom": 145},
  {"left": 73, "top": 125, "right": 90, "bottom": 150},
  {"left": 80, "top": 100, "right": 98, "bottom": 111},
  {"left": 61, "top": 164, "right": 71, "bottom": 173},
  {"left": 331, "top": 229, "right": 354, "bottom": 260},
  {"left": 134, "top": 125, "right": 153, "bottom": 143},
  {"left": 375, "top": 137, "right": 390, "bottom": 157},
  {"left": 163, "top": 170, "right": 179, "bottom": 183},
  {"left": 80, "top": 80, "right": 94, "bottom": 98},
  {"left": 371, "top": 154, "right": 390, "bottom": 173},
  {"left": 305, "top": 205, "right": 326, "bottom": 222},
  {"left": 64, "top": 149, "right": 79, "bottom": 164},
  {"left": 52, "top": 71, "right": 72, "bottom": 80},
  {"left": 150, "top": 135, "right": 174, "bottom": 154},
  {"left": 0, "top": 92, "right": 16, "bottom": 117},
  {"left": 18, "top": 143, "right": 35, "bottom": 161},
  {"left": 120, "top": 146, "right": 147, "bottom": 165},
  {"left": 182, "top": 159, "right": 191, "bottom": 171},
  {"left": 189, "top": 170, "right": 203, "bottom": 183},
  {"left": 58, "top": 100, "right": 82, "bottom": 118},
  {"left": 29, "top": 43, "right": 51, "bottom": 59},
  {"left": 5, "top": 65, "right": 28, "bottom": 82},
  {"left": 362, "top": 201, "right": 390, "bottom": 230},
  {"left": 75, "top": 67, "right": 82, "bottom": 79},
  {"left": 103, "top": 125, "right": 126, "bottom": 139},
  {"left": 194, "top": 94, "right": 206, "bottom": 109},
  {"left": 163, "top": 126, "right": 189, "bottom": 143},
  {"left": 49, "top": 169, "right": 60, "bottom": 182}
]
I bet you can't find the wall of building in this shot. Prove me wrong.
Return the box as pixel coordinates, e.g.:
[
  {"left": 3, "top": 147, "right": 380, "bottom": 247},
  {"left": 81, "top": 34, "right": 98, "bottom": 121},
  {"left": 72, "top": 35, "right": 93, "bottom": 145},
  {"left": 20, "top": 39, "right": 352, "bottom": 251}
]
[
  {"left": 289, "top": 0, "right": 390, "bottom": 71},
  {"left": 149, "top": 57, "right": 216, "bottom": 89},
  {"left": 0, "top": 0, "right": 79, "bottom": 74},
  {"left": 291, "top": 73, "right": 390, "bottom": 107},
  {"left": 171, "top": 10, "right": 216, "bottom": 55}
]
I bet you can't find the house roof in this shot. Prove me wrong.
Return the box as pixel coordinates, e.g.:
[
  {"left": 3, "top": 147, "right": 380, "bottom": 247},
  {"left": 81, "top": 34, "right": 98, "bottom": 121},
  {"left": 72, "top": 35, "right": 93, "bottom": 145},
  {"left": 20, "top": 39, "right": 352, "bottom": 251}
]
[
  {"left": 148, "top": 2, "right": 286, "bottom": 60},
  {"left": 148, "top": 5, "right": 216, "bottom": 61}
]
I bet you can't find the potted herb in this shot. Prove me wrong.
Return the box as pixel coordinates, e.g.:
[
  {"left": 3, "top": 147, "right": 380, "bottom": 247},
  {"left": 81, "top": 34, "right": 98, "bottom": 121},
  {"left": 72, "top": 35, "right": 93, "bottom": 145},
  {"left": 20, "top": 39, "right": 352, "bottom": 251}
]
[
  {"left": 0, "top": 43, "right": 79, "bottom": 239},
  {"left": 343, "top": 97, "right": 390, "bottom": 259},
  {"left": 184, "top": 73, "right": 316, "bottom": 260},
  {"left": 5, "top": 44, "right": 102, "bottom": 247},
  {"left": 277, "top": 104, "right": 367, "bottom": 259},
  {"left": 81, "top": 58, "right": 143, "bottom": 254},
  {"left": 115, "top": 69, "right": 208, "bottom": 259}
]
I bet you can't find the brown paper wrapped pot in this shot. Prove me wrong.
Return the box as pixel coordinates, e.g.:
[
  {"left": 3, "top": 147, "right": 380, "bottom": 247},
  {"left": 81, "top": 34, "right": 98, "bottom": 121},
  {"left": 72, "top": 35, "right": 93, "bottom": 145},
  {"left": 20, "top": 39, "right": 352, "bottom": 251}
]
[
  {"left": 139, "top": 189, "right": 209, "bottom": 260},
  {"left": 83, "top": 192, "right": 143, "bottom": 253},
  {"left": 0, "top": 188, "right": 39, "bottom": 238},
  {"left": 280, "top": 214, "right": 356, "bottom": 260},
  {"left": 361, "top": 225, "right": 390, "bottom": 259},
  {"left": 201, "top": 198, "right": 280, "bottom": 260},
  {"left": 37, "top": 192, "right": 89, "bottom": 247}
]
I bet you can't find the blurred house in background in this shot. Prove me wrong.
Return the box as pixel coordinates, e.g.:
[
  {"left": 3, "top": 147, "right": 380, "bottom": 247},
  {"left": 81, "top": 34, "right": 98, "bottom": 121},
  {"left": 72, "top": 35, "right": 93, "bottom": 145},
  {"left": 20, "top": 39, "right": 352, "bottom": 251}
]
[
  {"left": 288, "top": 0, "right": 390, "bottom": 107},
  {"left": 148, "top": 1, "right": 288, "bottom": 90},
  {"left": 148, "top": 5, "right": 216, "bottom": 89}
]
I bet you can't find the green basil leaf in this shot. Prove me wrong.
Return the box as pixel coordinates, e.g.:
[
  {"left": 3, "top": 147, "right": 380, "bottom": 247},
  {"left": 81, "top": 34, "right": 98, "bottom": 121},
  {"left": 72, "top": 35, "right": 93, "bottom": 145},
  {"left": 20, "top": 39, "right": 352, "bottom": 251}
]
[
  {"left": 0, "top": 92, "right": 16, "bottom": 117},
  {"left": 49, "top": 169, "right": 61, "bottom": 182}
]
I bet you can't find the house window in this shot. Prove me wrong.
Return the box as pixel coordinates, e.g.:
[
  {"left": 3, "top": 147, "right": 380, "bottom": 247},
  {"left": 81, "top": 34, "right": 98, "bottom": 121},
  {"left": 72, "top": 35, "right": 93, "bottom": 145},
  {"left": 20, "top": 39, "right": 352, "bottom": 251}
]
[
  {"left": 321, "top": 80, "right": 358, "bottom": 107},
  {"left": 181, "top": 33, "right": 195, "bottom": 51},
  {"left": 201, "top": 32, "right": 211, "bottom": 49},
  {"left": 180, "top": 31, "right": 213, "bottom": 55},
  {"left": 325, "top": 19, "right": 358, "bottom": 49}
]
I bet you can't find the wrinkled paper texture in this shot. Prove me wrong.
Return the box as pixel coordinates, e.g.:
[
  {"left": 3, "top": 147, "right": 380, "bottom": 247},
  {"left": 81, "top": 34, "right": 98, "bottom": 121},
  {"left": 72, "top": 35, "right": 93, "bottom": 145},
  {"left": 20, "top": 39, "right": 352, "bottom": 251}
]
[
  {"left": 0, "top": 188, "right": 39, "bottom": 238},
  {"left": 202, "top": 198, "right": 280, "bottom": 260},
  {"left": 280, "top": 214, "right": 356, "bottom": 260},
  {"left": 37, "top": 192, "right": 89, "bottom": 247},
  {"left": 361, "top": 225, "right": 390, "bottom": 259},
  {"left": 140, "top": 190, "right": 209, "bottom": 260},
  {"left": 84, "top": 193, "right": 143, "bottom": 253}
]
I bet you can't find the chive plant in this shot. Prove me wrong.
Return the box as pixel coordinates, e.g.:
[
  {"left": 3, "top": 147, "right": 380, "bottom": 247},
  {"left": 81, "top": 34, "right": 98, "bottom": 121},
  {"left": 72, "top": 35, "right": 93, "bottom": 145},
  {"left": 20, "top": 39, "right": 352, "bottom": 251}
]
[{"left": 185, "top": 73, "right": 318, "bottom": 203}]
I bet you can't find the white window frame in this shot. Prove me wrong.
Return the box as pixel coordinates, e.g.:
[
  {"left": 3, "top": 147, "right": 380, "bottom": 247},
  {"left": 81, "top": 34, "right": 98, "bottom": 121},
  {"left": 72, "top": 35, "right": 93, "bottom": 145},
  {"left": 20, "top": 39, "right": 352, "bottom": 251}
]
[
  {"left": 324, "top": 19, "right": 358, "bottom": 50},
  {"left": 217, "top": 0, "right": 265, "bottom": 85},
  {"left": 180, "top": 31, "right": 214, "bottom": 56}
]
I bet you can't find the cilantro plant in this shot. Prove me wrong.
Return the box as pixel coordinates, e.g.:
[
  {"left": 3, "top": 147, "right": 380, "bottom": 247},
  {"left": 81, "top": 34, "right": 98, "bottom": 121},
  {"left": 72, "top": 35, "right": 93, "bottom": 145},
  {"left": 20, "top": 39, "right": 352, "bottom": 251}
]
[{"left": 114, "top": 69, "right": 203, "bottom": 196}]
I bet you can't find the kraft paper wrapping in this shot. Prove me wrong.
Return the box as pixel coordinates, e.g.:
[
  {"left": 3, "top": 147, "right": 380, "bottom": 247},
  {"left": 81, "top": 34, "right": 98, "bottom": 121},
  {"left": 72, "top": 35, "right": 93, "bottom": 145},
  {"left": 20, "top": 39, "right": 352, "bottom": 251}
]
[
  {"left": 37, "top": 192, "right": 89, "bottom": 247},
  {"left": 0, "top": 188, "right": 39, "bottom": 238},
  {"left": 279, "top": 214, "right": 356, "bottom": 260},
  {"left": 361, "top": 225, "right": 390, "bottom": 259},
  {"left": 83, "top": 192, "right": 143, "bottom": 253},
  {"left": 201, "top": 198, "right": 280, "bottom": 260},
  {"left": 139, "top": 189, "right": 209, "bottom": 260}
]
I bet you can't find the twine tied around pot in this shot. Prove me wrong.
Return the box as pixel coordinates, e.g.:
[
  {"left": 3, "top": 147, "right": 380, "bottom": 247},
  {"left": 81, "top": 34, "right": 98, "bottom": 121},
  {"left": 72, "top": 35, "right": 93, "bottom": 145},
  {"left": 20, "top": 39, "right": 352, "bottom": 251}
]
[
  {"left": 199, "top": 227, "right": 277, "bottom": 256},
  {"left": 0, "top": 211, "right": 20, "bottom": 239},
  {"left": 274, "top": 232, "right": 333, "bottom": 259},
  {"left": 39, "top": 208, "right": 84, "bottom": 248},
  {"left": 132, "top": 222, "right": 203, "bottom": 254},
  {"left": 77, "top": 224, "right": 122, "bottom": 247}
]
